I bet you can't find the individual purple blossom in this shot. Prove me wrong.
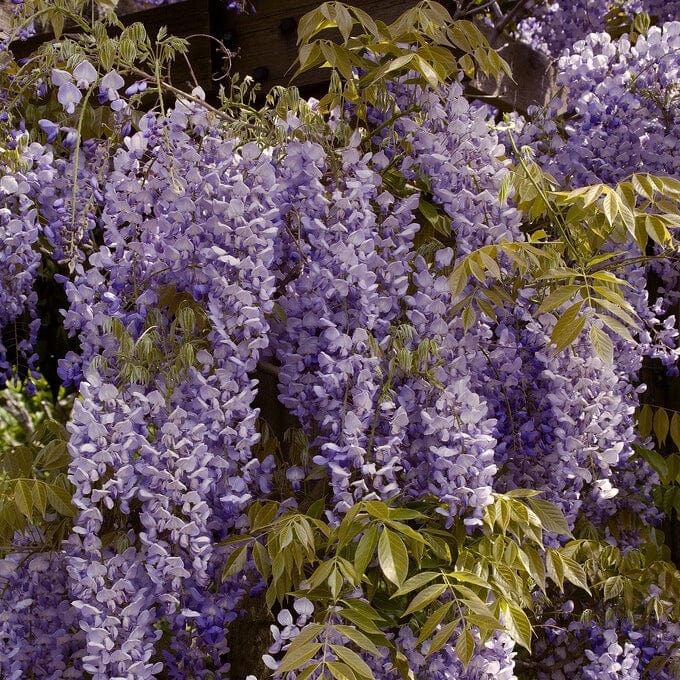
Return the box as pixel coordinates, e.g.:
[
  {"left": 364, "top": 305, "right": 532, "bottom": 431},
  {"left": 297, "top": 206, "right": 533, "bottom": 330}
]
[
  {"left": 98, "top": 70, "right": 125, "bottom": 108},
  {"left": 73, "top": 60, "right": 98, "bottom": 89},
  {"left": 38, "top": 118, "right": 59, "bottom": 142},
  {"left": 125, "top": 80, "right": 148, "bottom": 96},
  {"left": 56, "top": 81, "right": 82, "bottom": 114}
]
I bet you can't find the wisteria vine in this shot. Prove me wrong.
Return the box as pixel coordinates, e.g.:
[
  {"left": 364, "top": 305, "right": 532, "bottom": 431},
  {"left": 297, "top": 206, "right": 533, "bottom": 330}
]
[{"left": 0, "top": 1, "right": 680, "bottom": 680}]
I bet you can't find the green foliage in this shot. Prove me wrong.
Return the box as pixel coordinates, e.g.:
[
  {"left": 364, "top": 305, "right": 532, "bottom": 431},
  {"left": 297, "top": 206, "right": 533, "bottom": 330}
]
[
  {"left": 569, "top": 514, "right": 680, "bottom": 624},
  {"left": 293, "top": 1, "right": 510, "bottom": 117},
  {"left": 0, "top": 415, "right": 75, "bottom": 548},
  {"left": 605, "top": 6, "right": 651, "bottom": 43},
  {"left": 99, "top": 286, "right": 211, "bottom": 400},
  {"left": 221, "top": 493, "right": 594, "bottom": 678},
  {"left": 447, "top": 133, "right": 680, "bottom": 362},
  {"left": 634, "top": 405, "right": 680, "bottom": 520}
]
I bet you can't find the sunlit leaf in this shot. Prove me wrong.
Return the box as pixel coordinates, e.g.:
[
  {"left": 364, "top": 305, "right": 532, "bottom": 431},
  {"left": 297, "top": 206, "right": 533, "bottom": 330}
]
[
  {"left": 354, "top": 523, "right": 379, "bottom": 576},
  {"left": 456, "top": 627, "right": 475, "bottom": 669},
  {"left": 546, "top": 549, "right": 565, "bottom": 591},
  {"left": 334, "top": 625, "right": 380, "bottom": 655},
  {"left": 589, "top": 323, "right": 613, "bottom": 364},
  {"left": 550, "top": 301, "right": 586, "bottom": 354},
  {"left": 392, "top": 571, "right": 441, "bottom": 597},
  {"left": 501, "top": 599, "right": 532, "bottom": 651},
  {"left": 426, "top": 620, "right": 458, "bottom": 657},
  {"left": 537, "top": 285, "right": 582, "bottom": 315},
  {"left": 378, "top": 528, "right": 408, "bottom": 587},
  {"left": 327, "top": 661, "right": 357, "bottom": 680},
  {"left": 528, "top": 498, "right": 572, "bottom": 536},
  {"left": 417, "top": 601, "right": 454, "bottom": 644},
  {"left": 14, "top": 480, "right": 33, "bottom": 519},
  {"left": 331, "top": 644, "right": 374, "bottom": 679},
  {"left": 560, "top": 555, "right": 590, "bottom": 594},
  {"left": 277, "top": 642, "right": 323, "bottom": 674},
  {"left": 402, "top": 583, "right": 447, "bottom": 617}
]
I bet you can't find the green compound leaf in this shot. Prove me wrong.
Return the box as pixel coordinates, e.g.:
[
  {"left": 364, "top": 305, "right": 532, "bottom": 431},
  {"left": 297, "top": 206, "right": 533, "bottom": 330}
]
[
  {"left": 402, "top": 583, "right": 447, "bottom": 617},
  {"left": 537, "top": 285, "right": 582, "bottom": 315},
  {"left": 426, "top": 620, "right": 459, "bottom": 658},
  {"left": 501, "top": 599, "right": 532, "bottom": 652},
  {"left": 417, "top": 601, "right": 455, "bottom": 644},
  {"left": 277, "top": 642, "right": 323, "bottom": 674},
  {"left": 45, "top": 484, "right": 76, "bottom": 517},
  {"left": 378, "top": 528, "right": 408, "bottom": 587},
  {"left": 334, "top": 625, "right": 381, "bottom": 655},
  {"left": 32, "top": 481, "right": 47, "bottom": 517},
  {"left": 589, "top": 323, "right": 614, "bottom": 365},
  {"left": 551, "top": 301, "right": 586, "bottom": 355},
  {"left": 637, "top": 404, "right": 653, "bottom": 439},
  {"left": 327, "top": 661, "right": 357, "bottom": 680},
  {"left": 528, "top": 498, "right": 573, "bottom": 537},
  {"left": 653, "top": 407, "right": 670, "bottom": 445},
  {"left": 456, "top": 627, "right": 475, "bottom": 669},
  {"left": 546, "top": 548, "right": 565, "bottom": 591},
  {"left": 354, "top": 523, "right": 379, "bottom": 576},
  {"left": 14, "top": 480, "right": 33, "bottom": 519},
  {"left": 560, "top": 554, "right": 591, "bottom": 594},
  {"left": 331, "top": 644, "right": 374, "bottom": 679},
  {"left": 392, "top": 571, "right": 442, "bottom": 597}
]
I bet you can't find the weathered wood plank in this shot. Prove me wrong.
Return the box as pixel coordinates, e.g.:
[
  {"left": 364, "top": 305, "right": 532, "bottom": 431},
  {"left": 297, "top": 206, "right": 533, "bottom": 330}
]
[
  {"left": 0, "top": 4, "right": 12, "bottom": 33},
  {"left": 218, "top": 0, "right": 555, "bottom": 113},
  {"left": 8, "top": 0, "right": 555, "bottom": 113}
]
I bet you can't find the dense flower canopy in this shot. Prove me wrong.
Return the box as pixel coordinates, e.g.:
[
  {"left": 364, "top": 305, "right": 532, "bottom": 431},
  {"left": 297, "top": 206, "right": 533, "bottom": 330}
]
[{"left": 0, "top": 1, "right": 679, "bottom": 679}]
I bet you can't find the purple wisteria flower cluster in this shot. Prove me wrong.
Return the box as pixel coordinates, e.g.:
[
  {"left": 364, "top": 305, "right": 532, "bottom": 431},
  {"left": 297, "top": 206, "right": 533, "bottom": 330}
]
[
  {"left": 0, "top": 142, "right": 43, "bottom": 387},
  {"left": 501, "top": 17, "right": 680, "bottom": 677},
  {"left": 516, "top": 0, "right": 680, "bottom": 56},
  {"left": 61, "top": 103, "right": 282, "bottom": 678},
  {"left": 514, "top": 22, "right": 680, "bottom": 186},
  {"left": 0, "top": 547, "right": 85, "bottom": 679}
]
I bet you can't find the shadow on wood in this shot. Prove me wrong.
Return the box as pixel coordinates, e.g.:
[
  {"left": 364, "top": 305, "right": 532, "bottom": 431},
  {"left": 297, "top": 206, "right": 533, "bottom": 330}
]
[{"left": 9, "top": 0, "right": 555, "bottom": 114}]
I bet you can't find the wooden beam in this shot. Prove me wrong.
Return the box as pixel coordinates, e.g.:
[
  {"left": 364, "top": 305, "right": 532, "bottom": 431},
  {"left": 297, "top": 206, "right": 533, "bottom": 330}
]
[
  {"left": 218, "top": 0, "right": 555, "bottom": 113},
  {"left": 469, "top": 29, "right": 555, "bottom": 113},
  {"left": 8, "top": 0, "right": 555, "bottom": 114}
]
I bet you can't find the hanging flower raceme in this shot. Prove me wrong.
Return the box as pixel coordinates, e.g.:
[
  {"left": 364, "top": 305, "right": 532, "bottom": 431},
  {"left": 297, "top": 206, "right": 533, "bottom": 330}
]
[
  {"left": 0, "top": 138, "right": 58, "bottom": 389},
  {"left": 0, "top": 547, "right": 85, "bottom": 680},
  {"left": 515, "top": 0, "right": 680, "bottom": 56},
  {"left": 271, "top": 129, "right": 420, "bottom": 514},
  {"left": 60, "top": 104, "right": 280, "bottom": 678}
]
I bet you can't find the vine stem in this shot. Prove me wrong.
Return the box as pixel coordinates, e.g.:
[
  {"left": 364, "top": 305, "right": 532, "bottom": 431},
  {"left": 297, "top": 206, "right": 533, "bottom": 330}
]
[
  {"left": 129, "top": 66, "right": 269, "bottom": 135},
  {"left": 68, "top": 81, "right": 97, "bottom": 263}
]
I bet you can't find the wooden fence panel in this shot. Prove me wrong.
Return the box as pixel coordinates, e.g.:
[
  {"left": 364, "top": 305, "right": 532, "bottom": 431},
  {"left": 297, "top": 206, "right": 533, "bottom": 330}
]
[{"left": 8, "top": 0, "right": 555, "bottom": 113}]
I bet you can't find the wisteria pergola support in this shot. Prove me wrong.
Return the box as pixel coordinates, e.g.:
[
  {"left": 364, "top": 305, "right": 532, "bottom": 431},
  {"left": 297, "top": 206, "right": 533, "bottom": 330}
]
[{"left": 9, "top": 0, "right": 556, "bottom": 114}]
